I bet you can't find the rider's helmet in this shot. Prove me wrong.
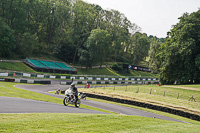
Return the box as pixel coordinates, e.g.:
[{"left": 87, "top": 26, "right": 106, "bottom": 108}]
[{"left": 71, "top": 83, "right": 75, "bottom": 88}]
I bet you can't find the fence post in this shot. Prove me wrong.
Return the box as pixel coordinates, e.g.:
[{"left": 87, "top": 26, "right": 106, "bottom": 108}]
[
  {"left": 125, "top": 85, "right": 127, "bottom": 92},
  {"left": 136, "top": 87, "right": 139, "bottom": 93},
  {"left": 177, "top": 93, "right": 179, "bottom": 99},
  {"left": 163, "top": 91, "right": 165, "bottom": 97},
  {"left": 150, "top": 89, "right": 152, "bottom": 94},
  {"left": 113, "top": 86, "right": 115, "bottom": 91}
]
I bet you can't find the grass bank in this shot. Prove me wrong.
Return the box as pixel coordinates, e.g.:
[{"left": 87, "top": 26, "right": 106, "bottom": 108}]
[
  {"left": 0, "top": 61, "right": 157, "bottom": 77},
  {"left": 77, "top": 67, "right": 116, "bottom": 75},
  {"left": 0, "top": 113, "right": 200, "bottom": 133},
  {"left": 0, "top": 62, "right": 35, "bottom": 72}
]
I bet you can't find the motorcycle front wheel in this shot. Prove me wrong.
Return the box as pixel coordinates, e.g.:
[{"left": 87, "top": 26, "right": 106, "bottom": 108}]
[
  {"left": 63, "top": 97, "right": 70, "bottom": 106},
  {"left": 75, "top": 99, "right": 81, "bottom": 108}
]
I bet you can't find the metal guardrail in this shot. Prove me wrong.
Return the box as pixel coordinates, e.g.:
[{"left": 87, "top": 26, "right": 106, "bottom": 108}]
[{"left": 0, "top": 71, "right": 158, "bottom": 82}]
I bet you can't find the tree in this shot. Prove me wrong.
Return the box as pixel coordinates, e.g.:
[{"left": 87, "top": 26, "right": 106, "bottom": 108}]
[
  {"left": 148, "top": 37, "right": 162, "bottom": 73},
  {"left": 101, "top": 9, "right": 140, "bottom": 62},
  {"left": 0, "top": 17, "right": 16, "bottom": 57},
  {"left": 0, "top": 0, "right": 142, "bottom": 66},
  {"left": 17, "top": 32, "right": 40, "bottom": 57},
  {"left": 83, "top": 28, "right": 111, "bottom": 67},
  {"left": 159, "top": 10, "right": 200, "bottom": 84},
  {"left": 71, "top": 0, "right": 98, "bottom": 66},
  {"left": 55, "top": 29, "right": 75, "bottom": 63},
  {"left": 78, "top": 48, "right": 93, "bottom": 69},
  {"left": 130, "top": 32, "right": 150, "bottom": 65}
]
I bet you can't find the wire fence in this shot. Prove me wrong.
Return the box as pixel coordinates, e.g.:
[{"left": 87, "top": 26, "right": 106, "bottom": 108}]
[{"left": 88, "top": 84, "right": 200, "bottom": 103}]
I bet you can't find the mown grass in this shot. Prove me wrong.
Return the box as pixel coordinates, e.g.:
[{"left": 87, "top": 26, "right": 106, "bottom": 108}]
[
  {"left": 132, "top": 70, "right": 157, "bottom": 77},
  {"left": 77, "top": 67, "right": 118, "bottom": 75},
  {"left": 0, "top": 62, "right": 35, "bottom": 72},
  {"left": 78, "top": 84, "right": 200, "bottom": 115},
  {"left": 86, "top": 97, "right": 200, "bottom": 125},
  {"left": 0, "top": 62, "right": 73, "bottom": 76},
  {"left": 0, "top": 82, "right": 114, "bottom": 114},
  {"left": 0, "top": 113, "right": 200, "bottom": 133},
  {"left": 0, "top": 82, "right": 61, "bottom": 103}
]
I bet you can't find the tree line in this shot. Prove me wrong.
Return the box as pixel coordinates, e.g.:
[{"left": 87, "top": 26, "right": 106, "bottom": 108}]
[
  {"left": 2, "top": 0, "right": 198, "bottom": 84},
  {"left": 148, "top": 9, "right": 200, "bottom": 84},
  {"left": 0, "top": 0, "right": 165, "bottom": 66}
]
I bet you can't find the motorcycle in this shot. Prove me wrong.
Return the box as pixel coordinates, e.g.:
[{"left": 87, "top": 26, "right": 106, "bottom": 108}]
[{"left": 63, "top": 88, "right": 81, "bottom": 107}]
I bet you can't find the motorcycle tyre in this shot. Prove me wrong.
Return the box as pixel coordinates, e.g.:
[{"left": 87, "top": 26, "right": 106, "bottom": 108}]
[
  {"left": 75, "top": 99, "right": 81, "bottom": 108},
  {"left": 63, "top": 97, "right": 70, "bottom": 106}
]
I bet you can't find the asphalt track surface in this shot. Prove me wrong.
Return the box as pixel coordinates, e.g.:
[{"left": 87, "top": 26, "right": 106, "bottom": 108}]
[
  {"left": 0, "top": 96, "right": 107, "bottom": 114},
  {"left": 1, "top": 84, "right": 185, "bottom": 123}
]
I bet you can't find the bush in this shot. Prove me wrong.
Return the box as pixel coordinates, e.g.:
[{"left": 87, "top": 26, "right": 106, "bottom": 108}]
[
  {"left": 111, "top": 63, "right": 122, "bottom": 71},
  {"left": 0, "top": 17, "right": 16, "bottom": 57}
]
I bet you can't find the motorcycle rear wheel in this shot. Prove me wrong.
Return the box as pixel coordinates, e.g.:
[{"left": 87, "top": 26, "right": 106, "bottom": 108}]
[
  {"left": 75, "top": 99, "right": 81, "bottom": 108},
  {"left": 63, "top": 97, "right": 70, "bottom": 106}
]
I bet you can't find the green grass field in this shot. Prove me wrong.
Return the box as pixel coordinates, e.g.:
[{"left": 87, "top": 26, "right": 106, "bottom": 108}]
[
  {"left": 1, "top": 113, "right": 200, "bottom": 133},
  {"left": 0, "top": 82, "right": 200, "bottom": 132}
]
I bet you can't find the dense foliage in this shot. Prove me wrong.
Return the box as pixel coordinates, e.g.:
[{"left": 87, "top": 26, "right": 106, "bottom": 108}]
[
  {"left": 148, "top": 9, "right": 200, "bottom": 84},
  {"left": 0, "top": 0, "right": 156, "bottom": 67}
]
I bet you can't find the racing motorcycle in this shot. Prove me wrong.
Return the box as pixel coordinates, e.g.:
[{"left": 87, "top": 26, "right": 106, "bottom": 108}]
[{"left": 63, "top": 88, "right": 81, "bottom": 107}]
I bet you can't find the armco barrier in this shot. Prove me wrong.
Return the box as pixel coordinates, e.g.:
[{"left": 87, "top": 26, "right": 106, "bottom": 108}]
[
  {"left": 0, "top": 72, "right": 158, "bottom": 82},
  {"left": 1, "top": 78, "right": 51, "bottom": 84},
  {"left": 60, "top": 81, "right": 158, "bottom": 85},
  {"left": 84, "top": 93, "right": 200, "bottom": 121},
  {"left": 4, "top": 78, "right": 15, "bottom": 82},
  {"left": 0, "top": 78, "right": 5, "bottom": 81}
]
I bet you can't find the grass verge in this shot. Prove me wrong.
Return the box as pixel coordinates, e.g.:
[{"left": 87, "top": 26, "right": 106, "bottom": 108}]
[
  {"left": 86, "top": 97, "right": 200, "bottom": 125},
  {"left": 0, "top": 113, "right": 200, "bottom": 133}
]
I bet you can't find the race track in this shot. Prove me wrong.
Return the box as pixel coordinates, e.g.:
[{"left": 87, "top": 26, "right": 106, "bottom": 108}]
[
  {"left": 0, "top": 96, "right": 108, "bottom": 114},
  {"left": 0, "top": 84, "right": 185, "bottom": 123}
]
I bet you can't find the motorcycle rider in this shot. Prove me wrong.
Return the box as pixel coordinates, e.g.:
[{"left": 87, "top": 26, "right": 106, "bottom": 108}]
[{"left": 70, "top": 83, "right": 78, "bottom": 102}]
